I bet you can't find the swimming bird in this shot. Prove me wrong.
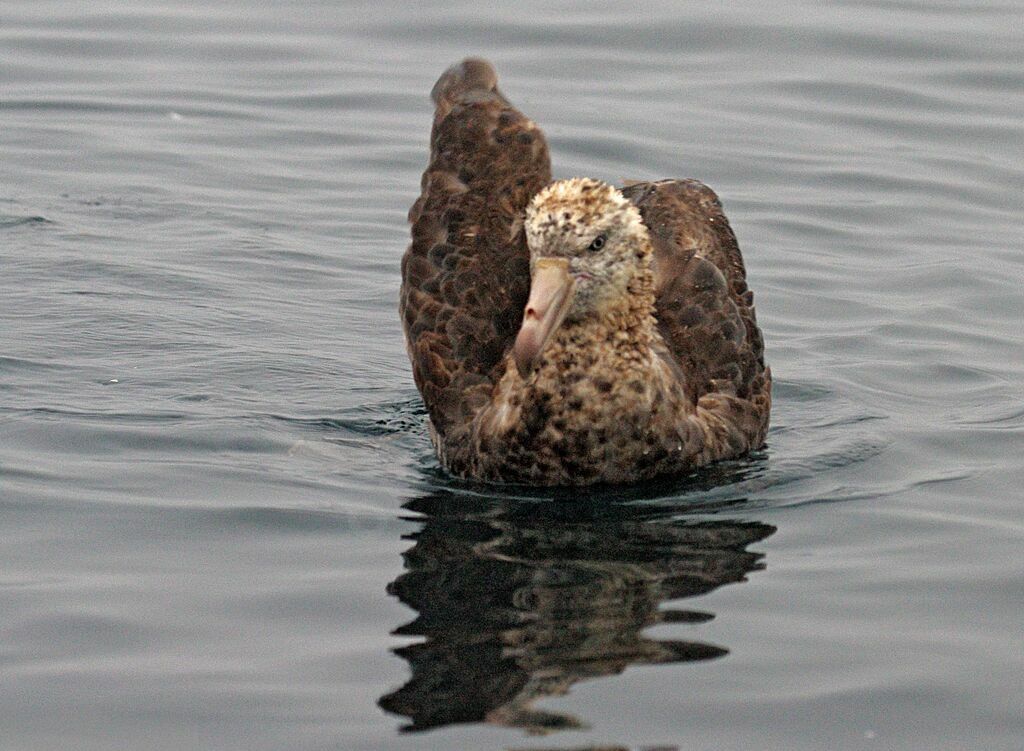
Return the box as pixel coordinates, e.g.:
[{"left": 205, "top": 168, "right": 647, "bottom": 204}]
[{"left": 400, "top": 58, "right": 771, "bottom": 485}]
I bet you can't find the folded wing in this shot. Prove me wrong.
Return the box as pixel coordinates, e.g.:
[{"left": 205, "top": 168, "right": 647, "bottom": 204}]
[
  {"left": 622, "top": 180, "right": 771, "bottom": 448},
  {"left": 400, "top": 59, "right": 552, "bottom": 439}
]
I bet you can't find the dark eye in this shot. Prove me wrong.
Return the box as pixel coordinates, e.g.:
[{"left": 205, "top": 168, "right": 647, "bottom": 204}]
[{"left": 588, "top": 234, "right": 607, "bottom": 252}]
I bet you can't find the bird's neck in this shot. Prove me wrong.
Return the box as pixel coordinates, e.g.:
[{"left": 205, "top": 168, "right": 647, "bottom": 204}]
[
  {"left": 528, "top": 279, "right": 660, "bottom": 398},
  {"left": 562, "top": 266, "right": 659, "bottom": 354}
]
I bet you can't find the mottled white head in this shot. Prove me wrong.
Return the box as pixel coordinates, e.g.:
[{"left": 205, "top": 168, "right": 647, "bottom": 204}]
[{"left": 513, "top": 178, "right": 654, "bottom": 375}]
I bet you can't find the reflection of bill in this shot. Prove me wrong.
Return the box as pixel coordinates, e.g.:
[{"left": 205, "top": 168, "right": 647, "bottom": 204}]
[{"left": 379, "top": 492, "right": 775, "bottom": 733}]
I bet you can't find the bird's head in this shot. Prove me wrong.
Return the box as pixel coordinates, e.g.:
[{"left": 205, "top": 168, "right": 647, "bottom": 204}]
[{"left": 513, "top": 178, "right": 653, "bottom": 376}]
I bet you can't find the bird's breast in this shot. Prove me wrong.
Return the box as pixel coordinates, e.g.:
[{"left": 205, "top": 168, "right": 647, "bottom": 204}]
[{"left": 470, "top": 336, "right": 696, "bottom": 484}]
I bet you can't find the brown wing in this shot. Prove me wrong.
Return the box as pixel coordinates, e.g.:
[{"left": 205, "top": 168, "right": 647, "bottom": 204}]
[
  {"left": 621, "top": 180, "right": 770, "bottom": 441},
  {"left": 400, "top": 59, "right": 552, "bottom": 438}
]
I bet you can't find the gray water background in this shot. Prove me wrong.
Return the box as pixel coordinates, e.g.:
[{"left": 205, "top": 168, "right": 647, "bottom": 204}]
[{"left": 2, "top": 1, "right": 1023, "bottom": 749}]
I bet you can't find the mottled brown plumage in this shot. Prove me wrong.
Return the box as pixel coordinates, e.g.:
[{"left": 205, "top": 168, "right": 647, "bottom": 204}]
[{"left": 400, "top": 58, "right": 771, "bottom": 485}]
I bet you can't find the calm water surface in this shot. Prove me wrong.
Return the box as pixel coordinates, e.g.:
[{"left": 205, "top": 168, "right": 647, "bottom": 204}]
[{"left": 2, "top": 2, "right": 1023, "bottom": 749}]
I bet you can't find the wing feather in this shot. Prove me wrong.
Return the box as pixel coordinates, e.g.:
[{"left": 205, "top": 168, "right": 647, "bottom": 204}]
[
  {"left": 400, "top": 59, "right": 552, "bottom": 438},
  {"left": 622, "top": 180, "right": 770, "bottom": 443}
]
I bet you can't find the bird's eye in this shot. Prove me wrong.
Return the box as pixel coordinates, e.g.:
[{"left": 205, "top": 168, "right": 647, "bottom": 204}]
[{"left": 588, "top": 234, "right": 607, "bottom": 252}]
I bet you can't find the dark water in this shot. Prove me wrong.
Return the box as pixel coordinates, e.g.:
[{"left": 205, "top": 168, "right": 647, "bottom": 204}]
[{"left": 2, "top": 2, "right": 1023, "bottom": 749}]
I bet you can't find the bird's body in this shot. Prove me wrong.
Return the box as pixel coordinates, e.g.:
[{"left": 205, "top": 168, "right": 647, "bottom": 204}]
[{"left": 400, "top": 59, "right": 771, "bottom": 486}]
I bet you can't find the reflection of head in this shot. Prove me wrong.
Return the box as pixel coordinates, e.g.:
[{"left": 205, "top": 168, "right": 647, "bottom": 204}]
[{"left": 379, "top": 493, "right": 775, "bottom": 733}]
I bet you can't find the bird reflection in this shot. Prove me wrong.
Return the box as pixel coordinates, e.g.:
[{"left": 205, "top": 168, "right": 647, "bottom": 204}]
[{"left": 379, "top": 490, "right": 774, "bottom": 734}]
